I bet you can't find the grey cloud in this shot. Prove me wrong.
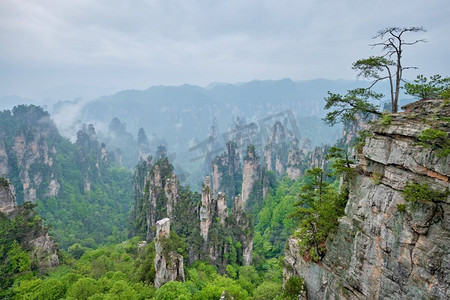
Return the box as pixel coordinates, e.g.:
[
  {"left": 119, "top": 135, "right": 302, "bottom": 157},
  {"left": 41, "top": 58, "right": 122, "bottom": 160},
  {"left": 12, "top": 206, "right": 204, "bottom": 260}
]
[{"left": 0, "top": 0, "right": 449, "bottom": 100}]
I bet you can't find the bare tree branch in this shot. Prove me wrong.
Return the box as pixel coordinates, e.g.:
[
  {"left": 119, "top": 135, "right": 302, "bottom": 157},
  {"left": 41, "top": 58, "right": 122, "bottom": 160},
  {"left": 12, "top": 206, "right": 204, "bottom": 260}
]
[
  {"left": 367, "top": 76, "right": 390, "bottom": 89},
  {"left": 402, "top": 66, "right": 418, "bottom": 71},
  {"left": 403, "top": 39, "right": 427, "bottom": 46},
  {"left": 365, "top": 26, "right": 426, "bottom": 113}
]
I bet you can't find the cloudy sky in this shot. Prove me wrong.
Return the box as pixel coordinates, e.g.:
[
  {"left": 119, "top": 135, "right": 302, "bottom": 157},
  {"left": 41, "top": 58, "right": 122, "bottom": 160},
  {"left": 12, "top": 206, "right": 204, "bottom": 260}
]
[{"left": 1, "top": 0, "right": 449, "bottom": 100}]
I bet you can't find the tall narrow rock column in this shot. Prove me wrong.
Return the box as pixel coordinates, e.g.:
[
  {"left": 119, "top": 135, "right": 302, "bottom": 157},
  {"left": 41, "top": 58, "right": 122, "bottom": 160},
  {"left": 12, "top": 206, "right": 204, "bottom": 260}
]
[
  {"left": 241, "top": 145, "right": 259, "bottom": 209},
  {"left": 200, "top": 176, "right": 213, "bottom": 243},
  {"left": 233, "top": 195, "right": 253, "bottom": 265},
  {"left": 154, "top": 218, "right": 185, "bottom": 288}
]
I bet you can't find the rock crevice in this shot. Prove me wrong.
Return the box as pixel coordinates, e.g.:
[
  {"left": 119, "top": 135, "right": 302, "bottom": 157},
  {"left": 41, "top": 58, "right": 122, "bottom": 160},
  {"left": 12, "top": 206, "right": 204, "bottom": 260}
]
[{"left": 284, "top": 99, "right": 450, "bottom": 299}]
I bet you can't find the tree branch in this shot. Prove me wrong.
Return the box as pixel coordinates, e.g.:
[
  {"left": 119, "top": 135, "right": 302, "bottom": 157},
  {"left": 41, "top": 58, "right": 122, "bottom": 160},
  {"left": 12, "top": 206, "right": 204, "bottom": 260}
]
[
  {"left": 403, "top": 39, "right": 427, "bottom": 46},
  {"left": 367, "top": 76, "right": 390, "bottom": 89},
  {"left": 402, "top": 66, "right": 418, "bottom": 71}
]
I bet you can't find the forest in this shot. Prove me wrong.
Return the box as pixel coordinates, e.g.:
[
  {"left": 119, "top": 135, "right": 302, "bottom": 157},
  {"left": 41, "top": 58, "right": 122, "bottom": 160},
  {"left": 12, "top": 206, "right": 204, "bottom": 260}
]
[
  {"left": 1, "top": 162, "right": 346, "bottom": 299},
  {"left": 0, "top": 16, "right": 449, "bottom": 299},
  {"left": 1, "top": 69, "right": 448, "bottom": 299},
  {"left": 0, "top": 104, "right": 347, "bottom": 299}
]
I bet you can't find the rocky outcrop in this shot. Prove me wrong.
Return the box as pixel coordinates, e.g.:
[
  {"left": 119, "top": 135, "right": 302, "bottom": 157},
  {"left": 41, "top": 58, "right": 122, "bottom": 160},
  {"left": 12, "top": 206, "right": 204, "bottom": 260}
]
[
  {"left": 137, "top": 127, "right": 151, "bottom": 161},
  {"left": 154, "top": 218, "right": 185, "bottom": 288},
  {"left": 29, "top": 231, "right": 59, "bottom": 270},
  {"left": 198, "top": 189, "right": 253, "bottom": 268},
  {"left": 100, "top": 142, "right": 108, "bottom": 162},
  {"left": 262, "top": 122, "right": 327, "bottom": 179},
  {"left": 216, "top": 192, "right": 228, "bottom": 225},
  {"left": 200, "top": 176, "right": 213, "bottom": 242},
  {"left": 164, "top": 174, "right": 179, "bottom": 218},
  {"left": 307, "top": 144, "right": 330, "bottom": 171},
  {"left": 286, "top": 138, "right": 306, "bottom": 180},
  {"left": 76, "top": 123, "right": 114, "bottom": 192},
  {"left": 211, "top": 142, "right": 242, "bottom": 203},
  {"left": 232, "top": 194, "right": 253, "bottom": 265},
  {"left": 76, "top": 124, "right": 100, "bottom": 153},
  {"left": 199, "top": 174, "right": 253, "bottom": 267},
  {"left": 0, "top": 133, "right": 9, "bottom": 175},
  {"left": 0, "top": 106, "right": 64, "bottom": 204},
  {"left": 241, "top": 145, "right": 261, "bottom": 210},
  {"left": 224, "top": 119, "right": 260, "bottom": 160},
  {"left": 11, "top": 128, "right": 55, "bottom": 203},
  {"left": 263, "top": 122, "right": 289, "bottom": 176},
  {"left": 129, "top": 156, "right": 176, "bottom": 241},
  {"left": 131, "top": 156, "right": 254, "bottom": 274},
  {"left": 0, "top": 178, "right": 16, "bottom": 215},
  {"left": 45, "top": 178, "right": 60, "bottom": 197},
  {"left": 300, "top": 138, "right": 312, "bottom": 154},
  {"left": 284, "top": 99, "right": 450, "bottom": 299},
  {"left": 0, "top": 178, "right": 59, "bottom": 271}
]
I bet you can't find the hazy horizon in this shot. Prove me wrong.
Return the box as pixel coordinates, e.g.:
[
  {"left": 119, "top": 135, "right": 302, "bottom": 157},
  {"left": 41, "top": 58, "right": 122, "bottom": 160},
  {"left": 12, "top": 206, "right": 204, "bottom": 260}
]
[{"left": 1, "top": 0, "right": 449, "bottom": 101}]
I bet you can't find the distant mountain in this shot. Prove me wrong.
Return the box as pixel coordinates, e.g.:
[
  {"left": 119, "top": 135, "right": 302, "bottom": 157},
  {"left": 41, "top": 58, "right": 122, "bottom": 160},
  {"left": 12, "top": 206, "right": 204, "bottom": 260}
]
[{"left": 49, "top": 78, "right": 411, "bottom": 182}]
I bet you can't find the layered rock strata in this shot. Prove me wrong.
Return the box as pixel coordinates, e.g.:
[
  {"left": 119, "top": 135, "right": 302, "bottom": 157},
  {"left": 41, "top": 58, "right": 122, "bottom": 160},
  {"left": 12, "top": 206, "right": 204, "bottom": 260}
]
[{"left": 284, "top": 99, "right": 450, "bottom": 299}]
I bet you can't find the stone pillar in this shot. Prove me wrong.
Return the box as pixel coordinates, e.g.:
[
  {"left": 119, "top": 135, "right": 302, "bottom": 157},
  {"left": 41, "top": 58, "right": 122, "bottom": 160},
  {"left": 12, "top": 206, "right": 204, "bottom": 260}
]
[{"left": 154, "top": 218, "right": 185, "bottom": 288}]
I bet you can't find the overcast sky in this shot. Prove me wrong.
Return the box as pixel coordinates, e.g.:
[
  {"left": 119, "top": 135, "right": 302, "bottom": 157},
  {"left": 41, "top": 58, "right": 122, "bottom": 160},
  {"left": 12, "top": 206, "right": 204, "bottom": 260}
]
[{"left": 1, "top": 0, "right": 449, "bottom": 100}]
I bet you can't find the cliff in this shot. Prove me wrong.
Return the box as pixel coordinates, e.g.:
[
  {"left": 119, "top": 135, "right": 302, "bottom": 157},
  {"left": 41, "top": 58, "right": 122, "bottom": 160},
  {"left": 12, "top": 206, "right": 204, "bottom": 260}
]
[
  {"left": 211, "top": 141, "right": 242, "bottom": 205},
  {"left": 263, "top": 121, "right": 329, "bottom": 180},
  {"left": 284, "top": 99, "right": 450, "bottom": 299},
  {"left": 241, "top": 145, "right": 262, "bottom": 212},
  {"left": 0, "top": 105, "right": 134, "bottom": 248},
  {"left": 200, "top": 178, "right": 253, "bottom": 267},
  {"left": 129, "top": 156, "right": 175, "bottom": 240},
  {"left": 153, "top": 218, "right": 185, "bottom": 288},
  {"left": 130, "top": 156, "right": 254, "bottom": 279},
  {"left": 0, "top": 178, "right": 59, "bottom": 272},
  {"left": 263, "top": 121, "right": 290, "bottom": 176},
  {"left": 0, "top": 105, "right": 60, "bottom": 203}
]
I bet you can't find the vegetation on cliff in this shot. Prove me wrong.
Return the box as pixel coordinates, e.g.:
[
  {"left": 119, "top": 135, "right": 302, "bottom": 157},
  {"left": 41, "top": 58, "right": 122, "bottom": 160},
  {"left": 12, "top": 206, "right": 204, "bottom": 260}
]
[
  {"left": 324, "top": 26, "right": 427, "bottom": 125},
  {"left": 0, "top": 202, "right": 57, "bottom": 298},
  {"left": 0, "top": 105, "right": 134, "bottom": 249}
]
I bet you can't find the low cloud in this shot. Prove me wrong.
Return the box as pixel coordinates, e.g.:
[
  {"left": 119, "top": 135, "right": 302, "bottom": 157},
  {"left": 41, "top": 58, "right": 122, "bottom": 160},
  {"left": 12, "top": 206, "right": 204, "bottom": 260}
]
[{"left": 0, "top": 0, "right": 448, "bottom": 100}]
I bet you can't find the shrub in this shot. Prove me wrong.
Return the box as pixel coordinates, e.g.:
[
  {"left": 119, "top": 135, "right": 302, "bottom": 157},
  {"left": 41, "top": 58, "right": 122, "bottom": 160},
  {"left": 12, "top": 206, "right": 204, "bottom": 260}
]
[
  {"left": 396, "top": 204, "right": 406, "bottom": 212},
  {"left": 379, "top": 113, "right": 392, "bottom": 125},
  {"left": 403, "top": 182, "right": 449, "bottom": 203},
  {"left": 418, "top": 128, "right": 450, "bottom": 157},
  {"left": 404, "top": 74, "right": 450, "bottom": 99},
  {"left": 283, "top": 276, "right": 305, "bottom": 299}
]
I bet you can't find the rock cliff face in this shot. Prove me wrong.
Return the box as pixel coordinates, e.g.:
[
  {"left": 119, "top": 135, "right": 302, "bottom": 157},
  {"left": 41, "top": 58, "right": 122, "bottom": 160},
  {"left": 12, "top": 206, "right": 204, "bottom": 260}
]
[
  {"left": 286, "top": 138, "right": 306, "bottom": 180},
  {"left": 241, "top": 145, "right": 261, "bottom": 210},
  {"left": 131, "top": 156, "right": 254, "bottom": 276},
  {"left": 232, "top": 195, "right": 253, "bottom": 265},
  {"left": 307, "top": 144, "right": 330, "bottom": 171},
  {"left": 262, "top": 122, "right": 328, "bottom": 180},
  {"left": 263, "top": 121, "right": 290, "bottom": 176},
  {"left": 200, "top": 176, "right": 253, "bottom": 267},
  {"left": 211, "top": 142, "right": 242, "bottom": 204},
  {"left": 76, "top": 123, "right": 110, "bottom": 190},
  {"left": 0, "top": 178, "right": 16, "bottom": 215},
  {"left": 284, "top": 99, "right": 450, "bottom": 299},
  {"left": 225, "top": 119, "right": 260, "bottom": 160},
  {"left": 137, "top": 127, "right": 152, "bottom": 162},
  {"left": 200, "top": 176, "right": 213, "bottom": 242},
  {"left": 0, "top": 107, "right": 60, "bottom": 203},
  {"left": 154, "top": 218, "right": 185, "bottom": 288},
  {"left": 129, "top": 157, "right": 175, "bottom": 241},
  {"left": 0, "top": 178, "right": 59, "bottom": 271}
]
